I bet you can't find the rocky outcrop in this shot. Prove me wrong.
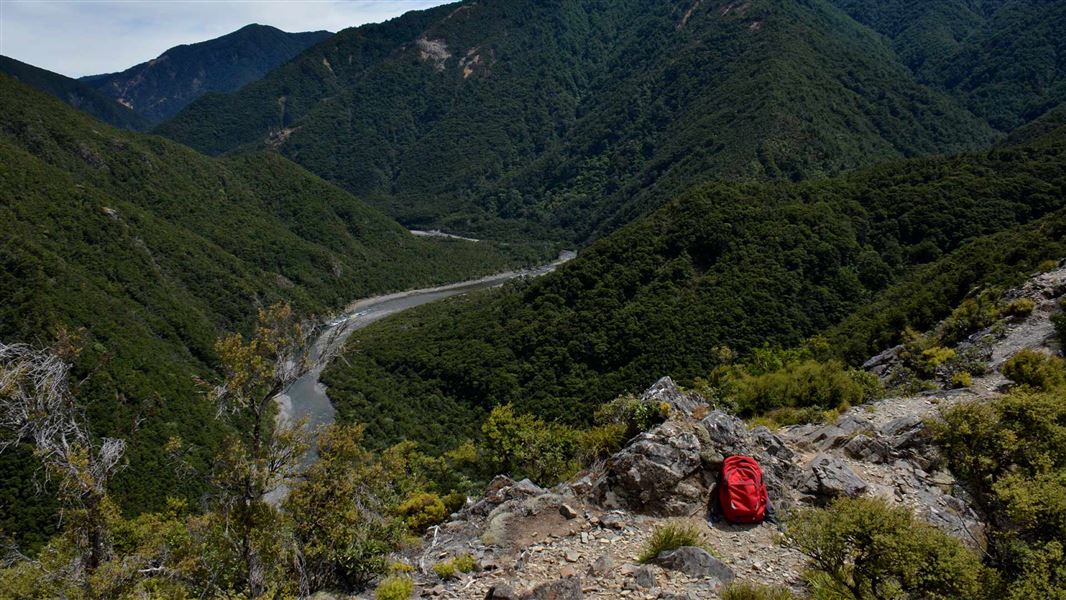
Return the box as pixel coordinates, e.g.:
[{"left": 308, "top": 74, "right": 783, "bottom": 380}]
[
  {"left": 604, "top": 421, "right": 706, "bottom": 516},
  {"left": 797, "top": 454, "right": 868, "bottom": 503},
  {"left": 640, "top": 376, "right": 707, "bottom": 418}
]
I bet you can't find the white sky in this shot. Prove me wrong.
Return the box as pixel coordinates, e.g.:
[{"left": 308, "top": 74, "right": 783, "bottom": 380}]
[{"left": 0, "top": 0, "right": 451, "bottom": 78}]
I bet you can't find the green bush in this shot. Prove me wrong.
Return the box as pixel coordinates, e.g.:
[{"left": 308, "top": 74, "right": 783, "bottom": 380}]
[
  {"left": 783, "top": 497, "right": 995, "bottom": 600},
  {"left": 721, "top": 582, "right": 798, "bottom": 600},
  {"left": 375, "top": 575, "right": 414, "bottom": 600},
  {"left": 395, "top": 492, "right": 447, "bottom": 533},
  {"left": 432, "top": 560, "right": 457, "bottom": 580},
  {"left": 452, "top": 553, "right": 477, "bottom": 574},
  {"left": 480, "top": 404, "right": 578, "bottom": 486},
  {"left": 951, "top": 371, "right": 973, "bottom": 388},
  {"left": 724, "top": 359, "right": 867, "bottom": 416},
  {"left": 638, "top": 520, "right": 709, "bottom": 563},
  {"left": 594, "top": 394, "right": 670, "bottom": 438},
  {"left": 1003, "top": 298, "right": 1036, "bottom": 318},
  {"left": 1051, "top": 313, "right": 1066, "bottom": 350},
  {"left": 938, "top": 292, "right": 1002, "bottom": 344},
  {"left": 576, "top": 423, "right": 628, "bottom": 463},
  {"left": 932, "top": 391, "right": 1066, "bottom": 598},
  {"left": 1037, "top": 259, "right": 1059, "bottom": 272},
  {"left": 1002, "top": 350, "right": 1066, "bottom": 390}
]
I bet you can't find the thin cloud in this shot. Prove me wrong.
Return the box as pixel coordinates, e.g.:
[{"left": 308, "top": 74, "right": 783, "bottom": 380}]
[{"left": 0, "top": 0, "right": 451, "bottom": 77}]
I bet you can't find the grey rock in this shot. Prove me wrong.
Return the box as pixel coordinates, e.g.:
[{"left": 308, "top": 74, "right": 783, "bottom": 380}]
[
  {"left": 879, "top": 415, "right": 927, "bottom": 451},
  {"left": 513, "top": 478, "right": 546, "bottom": 497},
  {"left": 588, "top": 554, "right": 614, "bottom": 576},
  {"left": 599, "top": 511, "right": 627, "bottom": 530},
  {"left": 605, "top": 422, "right": 707, "bottom": 516},
  {"left": 698, "top": 410, "right": 752, "bottom": 458},
  {"left": 633, "top": 565, "right": 657, "bottom": 589},
  {"left": 523, "top": 578, "right": 584, "bottom": 600},
  {"left": 653, "top": 546, "right": 735, "bottom": 582},
  {"left": 800, "top": 454, "right": 868, "bottom": 501},
  {"left": 641, "top": 376, "right": 707, "bottom": 418},
  {"left": 842, "top": 434, "right": 890, "bottom": 463},
  {"left": 486, "top": 584, "right": 519, "bottom": 600}
]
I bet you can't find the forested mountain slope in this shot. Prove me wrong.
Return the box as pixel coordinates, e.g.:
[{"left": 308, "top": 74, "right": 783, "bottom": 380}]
[
  {"left": 157, "top": 0, "right": 995, "bottom": 240},
  {"left": 0, "top": 55, "right": 149, "bottom": 130},
  {"left": 833, "top": 0, "right": 1066, "bottom": 131},
  {"left": 81, "top": 24, "right": 332, "bottom": 125},
  {"left": 321, "top": 126, "right": 1066, "bottom": 453},
  {"left": 0, "top": 74, "right": 544, "bottom": 546}
]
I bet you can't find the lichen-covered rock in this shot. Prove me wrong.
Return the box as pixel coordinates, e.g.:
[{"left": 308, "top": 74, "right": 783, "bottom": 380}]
[
  {"left": 799, "top": 454, "right": 868, "bottom": 502},
  {"left": 653, "top": 546, "right": 735, "bottom": 583},
  {"left": 523, "top": 577, "right": 583, "bottom": 600},
  {"left": 606, "top": 422, "right": 707, "bottom": 516},
  {"left": 640, "top": 376, "right": 707, "bottom": 418}
]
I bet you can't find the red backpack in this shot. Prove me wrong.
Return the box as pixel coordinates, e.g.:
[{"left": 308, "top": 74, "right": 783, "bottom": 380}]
[{"left": 719, "top": 455, "right": 768, "bottom": 524}]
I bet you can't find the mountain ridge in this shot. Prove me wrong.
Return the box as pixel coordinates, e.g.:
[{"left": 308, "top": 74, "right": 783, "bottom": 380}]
[{"left": 81, "top": 24, "right": 332, "bottom": 124}]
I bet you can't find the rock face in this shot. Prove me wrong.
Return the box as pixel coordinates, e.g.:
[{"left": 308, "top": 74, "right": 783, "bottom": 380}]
[
  {"left": 640, "top": 376, "right": 707, "bottom": 418},
  {"left": 654, "top": 546, "right": 735, "bottom": 583},
  {"left": 605, "top": 421, "right": 707, "bottom": 516},
  {"left": 798, "top": 454, "right": 869, "bottom": 502}
]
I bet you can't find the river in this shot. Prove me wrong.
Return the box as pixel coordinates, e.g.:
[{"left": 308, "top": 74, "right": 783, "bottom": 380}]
[{"left": 274, "top": 251, "right": 576, "bottom": 456}]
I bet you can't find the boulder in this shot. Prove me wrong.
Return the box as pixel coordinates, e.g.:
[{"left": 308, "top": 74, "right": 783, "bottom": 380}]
[
  {"left": 523, "top": 578, "right": 584, "bottom": 600},
  {"left": 640, "top": 376, "right": 707, "bottom": 418},
  {"left": 799, "top": 454, "right": 868, "bottom": 502},
  {"left": 653, "top": 546, "right": 735, "bottom": 583},
  {"left": 486, "top": 584, "right": 520, "bottom": 600},
  {"left": 606, "top": 422, "right": 707, "bottom": 516},
  {"left": 631, "top": 565, "right": 657, "bottom": 589},
  {"left": 842, "top": 434, "right": 890, "bottom": 463}
]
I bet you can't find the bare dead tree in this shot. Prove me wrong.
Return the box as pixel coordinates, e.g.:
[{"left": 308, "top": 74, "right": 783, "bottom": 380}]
[{"left": 0, "top": 341, "right": 126, "bottom": 580}]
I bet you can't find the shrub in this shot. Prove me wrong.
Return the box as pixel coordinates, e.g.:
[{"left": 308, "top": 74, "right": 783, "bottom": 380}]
[
  {"left": 728, "top": 360, "right": 866, "bottom": 416},
  {"left": 594, "top": 394, "right": 670, "bottom": 438},
  {"left": 432, "top": 560, "right": 457, "bottom": 580},
  {"left": 1002, "top": 350, "right": 1066, "bottom": 390},
  {"left": 442, "top": 492, "right": 467, "bottom": 516},
  {"left": 951, "top": 371, "right": 973, "bottom": 388},
  {"left": 938, "top": 292, "right": 1001, "bottom": 344},
  {"left": 452, "top": 553, "right": 477, "bottom": 573},
  {"left": 395, "top": 492, "right": 447, "bottom": 532},
  {"left": 721, "top": 582, "right": 798, "bottom": 600},
  {"left": 1037, "top": 259, "right": 1059, "bottom": 272},
  {"left": 921, "top": 346, "right": 956, "bottom": 368},
  {"left": 576, "top": 422, "right": 628, "bottom": 463},
  {"left": 1003, "top": 297, "right": 1036, "bottom": 318},
  {"left": 933, "top": 391, "right": 1066, "bottom": 598},
  {"left": 783, "top": 497, "right": 995, "bottom": 600},
  {"left": 638, "top": 520, "right": 708, "bottom": 563},
  {"left": 480, "top": 404, "right": 579, "bottom": 486},
  {"left": 1052, "top": 313, "right": 1066, "bottom": 350},
  {"left": 375, "top": 575, "right": 414, "bottom": 600}
]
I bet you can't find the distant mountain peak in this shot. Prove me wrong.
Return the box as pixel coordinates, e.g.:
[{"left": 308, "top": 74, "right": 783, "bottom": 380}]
[{"left": 81, "top": 25, "right": 332, "bottom": 125}]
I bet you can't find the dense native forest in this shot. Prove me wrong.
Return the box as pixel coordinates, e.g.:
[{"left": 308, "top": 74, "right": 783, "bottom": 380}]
[
  {"left": 81, "top": 25, "right": 333, "bottom": 125},
  {"left": 0, "top": 56, "right": 149, "bottom": 131},
  {"left": 2, "top": 0, "right": 1066, "bottom": 597},
  {"left": 158, "top": 0, "right": 1003, "bottom": 240},
  {"left": 0, "top": 74, "right": 550, "bottom": 548},
  {"left": 322, "top": 127, "right": 1066, "bottom": 452}
]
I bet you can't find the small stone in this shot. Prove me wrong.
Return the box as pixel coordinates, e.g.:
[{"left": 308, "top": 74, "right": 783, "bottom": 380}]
[
  {"left": 581, "top": 532, "right": 589, "bottom": 544},
  {"left": 560, "top": 504, "right": 579, "bottom": 519},
  {"left": 485, "top": 584, "right": 519, "bottom": 600},
  {"left": 565, "top": 550, "right": 580, "bottom": 563},
  {"left": 589, "top": 554, "right": 614, "bottom": 576},
  {"left": 653, "top": 547, "right": 735, "bottom": 583},
  {"left": 633, "top": 565, "right": 657, "bottom": 589},
  {"left": 560, "top": 565, "right": 578, "bottom": 578}
]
